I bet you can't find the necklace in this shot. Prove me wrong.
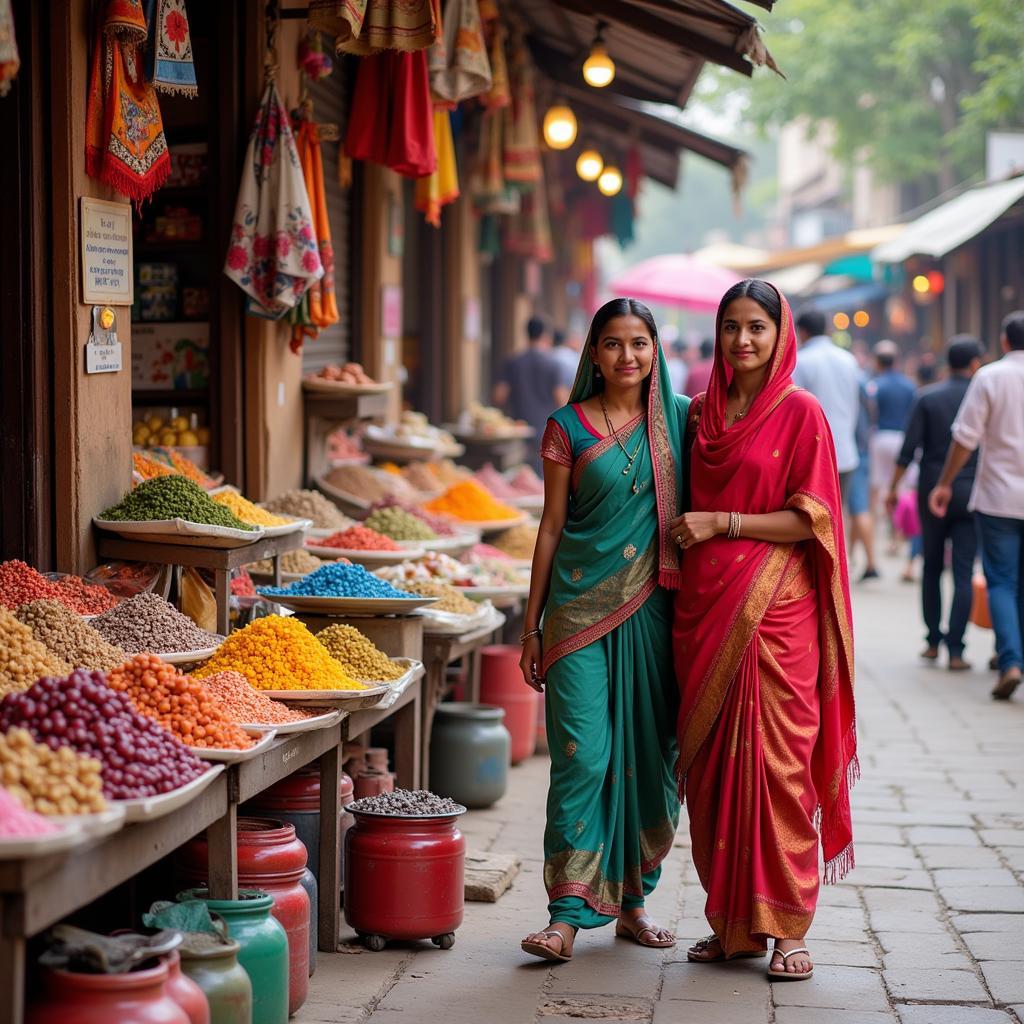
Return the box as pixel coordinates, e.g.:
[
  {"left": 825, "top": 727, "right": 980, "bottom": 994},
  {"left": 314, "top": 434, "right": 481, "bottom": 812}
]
[
  {"left": 727, "top": 395, "right": 754, "bottom": 426},
  {"left": 599, "top": 394, "right": 648, "bottom": 494}
]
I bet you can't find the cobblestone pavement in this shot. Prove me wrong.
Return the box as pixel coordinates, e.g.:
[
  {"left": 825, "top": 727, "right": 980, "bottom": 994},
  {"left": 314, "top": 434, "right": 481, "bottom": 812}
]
[{"left": 297, "top": 559, "right": 1024, "bottom": 1024}]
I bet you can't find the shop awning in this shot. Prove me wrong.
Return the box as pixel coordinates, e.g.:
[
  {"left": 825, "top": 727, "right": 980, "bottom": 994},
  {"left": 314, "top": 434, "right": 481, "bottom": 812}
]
[
  {"left": 739, "top": 225, "right": 906, "bottom": 274},
  {"left": 873, "top": 175, "right": 1024, "bottom": 263},
  {"left": 802, "top": 281, "right": 890, "bottom": 313}
]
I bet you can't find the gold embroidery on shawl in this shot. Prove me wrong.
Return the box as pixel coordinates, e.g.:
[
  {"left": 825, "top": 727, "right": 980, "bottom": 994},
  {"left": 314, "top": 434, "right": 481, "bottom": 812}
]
[
  {"left": 649, "top": 355, "right": 680, "bottom": 578},
  {"left": 540, "top": 418, "right": 573, "bottom": 468},
  {"left": 623, "top": 544, "right": 637, "bottom": 560},
  {"left": 565, "top": 740, "right": 577, "bottom": 758},
  {"left": 571, "top": 568, "right": 583, "bottom": 582}
]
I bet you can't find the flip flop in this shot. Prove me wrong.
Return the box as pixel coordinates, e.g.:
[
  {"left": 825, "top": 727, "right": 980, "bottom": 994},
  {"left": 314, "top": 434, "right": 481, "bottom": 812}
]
[
  {"left": 615, "top": 916, "right": 676, "bottom": 948},
  {"left": 768, "top": 946, "right": 814, "bottom": 981},
  {"left": 686, "top": 934, "right": 766, "bottom": 963},
  {"left": 521, "top": 926, "right": 574, "bottom": 963}
]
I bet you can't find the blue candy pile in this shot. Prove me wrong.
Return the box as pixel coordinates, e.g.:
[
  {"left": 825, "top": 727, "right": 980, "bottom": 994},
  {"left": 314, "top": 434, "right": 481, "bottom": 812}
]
[{"left": 259, "top": 561, "right": 418, "bottom": 600}]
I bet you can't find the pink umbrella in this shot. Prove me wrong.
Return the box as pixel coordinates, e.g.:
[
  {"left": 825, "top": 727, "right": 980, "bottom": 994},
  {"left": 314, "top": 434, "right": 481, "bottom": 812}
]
[{"left": 607, "top": 254, "right": 742, "bottom": 313}]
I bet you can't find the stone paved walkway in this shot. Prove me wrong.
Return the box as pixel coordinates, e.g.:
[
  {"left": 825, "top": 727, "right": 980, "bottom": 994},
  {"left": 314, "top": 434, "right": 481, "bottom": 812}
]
[{"left": 296, "top": 559, "right": 1024, "bottom": 1024}]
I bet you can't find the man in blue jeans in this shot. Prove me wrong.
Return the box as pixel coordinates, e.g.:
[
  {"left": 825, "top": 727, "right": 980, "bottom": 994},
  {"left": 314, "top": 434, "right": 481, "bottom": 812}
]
[{"left": 929, "top": 312, "right": 1024, "bottom": 700}]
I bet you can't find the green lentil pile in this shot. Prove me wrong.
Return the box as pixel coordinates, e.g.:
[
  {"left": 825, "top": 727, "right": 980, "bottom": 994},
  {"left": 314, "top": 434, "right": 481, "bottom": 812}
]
[
  {"left": 364, "top": 506, "right": 437, "bottom": 542},
  {"left": 99, "top": 477, "right": 256, "bottom": 531}
]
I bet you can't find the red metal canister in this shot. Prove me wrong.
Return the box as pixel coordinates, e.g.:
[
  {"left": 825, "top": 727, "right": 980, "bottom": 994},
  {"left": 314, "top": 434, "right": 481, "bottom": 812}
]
[
  {"left": 480, "top": 644, "right": 538, "bottom": 764},
  {"left": 179, "top": 819, "right": 310, "bottom": 1017},
  {"left": 344, "top": 806, "right": 466, "bottom": 952}
]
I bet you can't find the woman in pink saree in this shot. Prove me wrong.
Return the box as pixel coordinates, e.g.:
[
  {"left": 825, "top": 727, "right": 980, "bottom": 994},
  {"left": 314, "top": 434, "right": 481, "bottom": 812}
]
[{"left": 670, "top": 280, "right": 857, "bottom": 980}]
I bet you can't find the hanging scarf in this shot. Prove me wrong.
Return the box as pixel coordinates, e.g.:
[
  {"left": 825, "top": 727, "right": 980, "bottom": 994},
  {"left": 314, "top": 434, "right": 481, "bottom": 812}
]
[
  {"left": 85, "top": 0, "right": 171, "bottom": 204},
  {"left": 295, "top": 118, "right": 340, "bottom": 328},
  {"left": 427, "top": 0, "right": 491, "bottom": 106},
  {"left": 505, "top": 169, "right": 553, "bottom": 262},
  {"left": 223, "top": 79, "right": 323, "bottom": 318},
  {"left": 502, "top": 36, "right": 541, "bottom": 185},
  {"left": 0, "top": 0, "right": 19, "bottom": 96},
  {"left": 480, "top": 13, "right": 509, "bottom": 110},
  {"left": 415, "top": 109, "right": 460, "bottom": 226},
  {"left": 143, "top": 0, "right": 197, "bottom": 98},
  {"left": 309, "top": 0, "right": 442, "bottom": 55}
]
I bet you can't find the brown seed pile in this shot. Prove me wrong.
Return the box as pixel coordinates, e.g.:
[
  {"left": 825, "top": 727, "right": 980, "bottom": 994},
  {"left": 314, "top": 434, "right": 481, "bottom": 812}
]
[
  {"left": 15, "top": 600, "right": 127, "bottom": 671},
  {"left": 91, "top": 593, "right": 221, "bottom": 655},
  {"left": 249, "top": 549, "right": 326, "bottom": 577},
  {"left": 0, "top": 727, "right": 107, "bottom": 815},
  {"left": 491, "top": 523, "right": 538, "bottom": 560},
  {"left": 262, "top": 489, "right": 351, "bottom": 529},
  {"left": 0, "top": 609, "right": 72, "bottom": 697},
  {"left": 400, "top": 580, "right": 479, "bottom": 616}
]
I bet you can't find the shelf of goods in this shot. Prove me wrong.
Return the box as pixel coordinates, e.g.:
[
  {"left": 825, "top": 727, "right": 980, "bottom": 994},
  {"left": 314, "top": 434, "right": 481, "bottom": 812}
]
[
  {"left": 303, "top": 389, "right": 392, "bottom": 486},
  {"left": 444, "top": 431, "right": 535, "bottom": 472}
]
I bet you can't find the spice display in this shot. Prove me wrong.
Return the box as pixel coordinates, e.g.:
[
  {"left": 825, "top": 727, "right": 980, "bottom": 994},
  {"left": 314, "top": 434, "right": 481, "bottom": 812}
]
[
  {"left": 250, "top": 549, "right": 326, "bottom": 577},
  {"left": 132, "top": 450, "right": 178, "bottom": 481},
  {"left": 0, "top": 787, "right": 60, "bottom": 837},
  {"left": 0, "top": 609, "right": 72, "bottom": 698},
  {"left": 424, "top": 480, "right": 520, "bottom": 522},
  {"left": 259, "top": 562, "right": 418, "bottom": 600},
  {"left": 469, "top": 543, "right": 514, "bottom": 562},
  {"left": 399, "top": 581, "right": 479, "bottom": 616},
  {"left": 262, "top": 488, "right": 352, "bottom": 529},
  {"left": 402, "top": 461, "right": 445, "bottom": 493},
  {"left": 163, "top": 449, "right": 218, "bottom": 488},
  {"left": 474, "top": 464, "right": 521, "bottom": 501},
  {"left": 507, "top": 464, "right": 544, "bottom": 497},
  {"left": 86, "top": 561, "right": 162, "bottom": 597},
  {"left": 15, "top": 600, "right": 127, "bottom": 672},
  {"left": 0, "top": 669, "right": 208, "bottom": 798},
  {"left": 196, "top": 671, "right": 315, "bottom": 725},
  {"left": 324, "top": 464, "right": 391, "bottom": 502},
  {"left": 212, "top": 491, "right": 291, "bottom": 528},
  {"left": 427, "top": 459, "right": 470, "bottom": 487},
  {"left": 91, "top": 593, "right": 221, "bottom": 655},
  {"left": 491, "top": 523, "right": 539, "bottom": 559},
  {"left": 376, "top": 552, "right": 529, "bottom": 589},
  {"left": 456, "top": 402, "right": 527, "bottom": 437},
  {"left": 367, "top": 500, "right": 458, "bottom": 537},
  {"left": 364, "top": 506, "right": 437, "bottom": 542},
  {"left": 316, "top": 525, "right": 401, "bottom": 551},
  {"left": 348, "top": 789, "right": 462, "bottom": 816},
  {"left": 106, "top": 655, "right": 254, "bottom": 750},
  {"left": 0, "top": 727, "right": 107, "bottom": 815},
  {"left": 389, "top": 412, "right": 459, "bottom": 450},
  {"left": 231, "top": 570, "right": 257, "bottom": 598},
  {"left": 311, "top": 362, "right": 376, "bottom": 385},
  {"left": 194, "top": 615, "right": 364, "bottom": 691},
  {"left": 316, "top": 625, "right": 405, "bottom": 681},
  {"left": 326, "top": 428, "right": 366, "bottom": 463},
  {"left": 0, "top": 560, "right": 118, "bottom": 615},
  {"left": 99, "top": 476, "right": 256, "bottom": 531}
]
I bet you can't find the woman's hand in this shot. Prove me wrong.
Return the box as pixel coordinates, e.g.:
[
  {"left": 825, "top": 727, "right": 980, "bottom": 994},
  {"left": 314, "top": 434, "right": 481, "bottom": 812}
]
[
  {"left": 520, "top": 636, "right": 545, "bottom": 692},
  {"left": 671, "top": 511, "right": 726, "bottom": 550}
]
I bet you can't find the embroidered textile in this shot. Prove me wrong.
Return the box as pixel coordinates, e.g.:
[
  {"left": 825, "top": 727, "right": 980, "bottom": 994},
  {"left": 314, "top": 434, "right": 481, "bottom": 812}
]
[
  {"left": 144, "top": 0, "right": 197, "bottom": 98},
  {"left": 427, "top": 0, "right": 491, "bottom": 105},
  {"left": 0, "top": 0, "right": 20, "bottom": 96},
  {"left": 502, "top": 34, "right": 540, "bottom": 184},
  {"left": 309, "top": 0, "right": 442, "bottom": 55}
]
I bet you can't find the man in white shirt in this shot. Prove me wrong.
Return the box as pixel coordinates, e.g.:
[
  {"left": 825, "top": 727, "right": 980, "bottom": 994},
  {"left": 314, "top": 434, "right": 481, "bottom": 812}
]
[{"left": 929, "top": 311, "right": 1024, "bottom": 700}]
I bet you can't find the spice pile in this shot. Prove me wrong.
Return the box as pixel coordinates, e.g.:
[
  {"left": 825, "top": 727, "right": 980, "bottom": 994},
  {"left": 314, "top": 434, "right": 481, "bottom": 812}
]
[
  {"left": 159, "top": 449, "right": 218, "bottom": 489},
  {"left": 106, "top": 656, "right": 254, "bottom": 750},
  {"left": 316, "top": 625, "right": 405, "bottom": 681},
  {"left": 259, "top": 562, "right": 418, "bottom": 601},
  {"left": 491, "top": 523, "right": 539, "bottom": 560},
  {"left": 364, "top": 506, "right": 437, "bottom": 542},
  {"left": 0, "top": 727, "right": 107, "bottom": 815},
  {"left": 348, "top": 789, "right": 463, "bottom": 816},
  {"left": 323, "top": 465, "right": 394, "bottom": 503},
  {"left": 366, "top": 500, "right": 457, "bottom": 537},
  {"left": 399, "top": 580, "right": 479, "bottom": 616},
  {"left": 15, "top": 601, "right": 127, "bottom": 672},
  {"left": 132, "top": 451, "right": 178, "bottom": 481},
  {"left": 507, "top": 464, "right": 544, "bottom": 497},
  {"left": 197, "top": 672, "right": 315, "bottom": 726},
  {"left": 262, "top": 489, "right": 351, "bottom": 529},
  {"left": 212, "top": 492, "right": 291, "bottom": 528},
  {"left": 99, "top": 476, "right": 256, "bottom": 531},
  {"left": 474, "top": 464, "right": 520, "bottom": 501},
  {"left": 0, "top": 560, "right": 118, "bottom": 614},
  {"left": 231, "top": 570, "right": 257, "bottom": 598},
  {"left": 468, "top": 543, "right": 514, "bottom": 562},
  {"left": 250, "top": 549, "right": 325, "bottom": 577},
  {"left": 315, "top": 526, "right": 401, "bottom": 552},
  {"left": 0, "top": 670, "right": 208, "bottom": 798},
  {"left": 194, "top": 616, "right": 364, "bottom": 691},
  {"left": 326, "top": 429, "right": 366, "bottom": 462},
  {"left": 0, "top": 787, "right": 59, "bottom": 837},
  {"left": 402, "top": 462, "right": 445, "bottom": 493},
  {"left": 424, "top": 480, "right": 520, "bottom": 523},
  {"left": 0, "top": 609, "right": 72, "bottom": 698},
  {"left": 91, "top": 593, "right": 221, "bottom": 656}
]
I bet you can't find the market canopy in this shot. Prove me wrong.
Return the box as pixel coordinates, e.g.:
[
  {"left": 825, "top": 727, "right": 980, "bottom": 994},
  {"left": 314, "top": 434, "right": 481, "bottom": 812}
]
[
  {"left": 873, "top": 175, "right": 1024, "bottom": 264},
  {"left": 607, "top": 253, "right": 741, "bottom": 312}
]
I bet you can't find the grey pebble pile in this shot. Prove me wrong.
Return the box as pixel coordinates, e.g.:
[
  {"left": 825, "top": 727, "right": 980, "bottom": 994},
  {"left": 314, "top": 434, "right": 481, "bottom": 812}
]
[
  {"left": 90, "top": 592, "right": 221, "bottom": 655},
  {"left": 348, "top": 789, "right": 464, "bottom": 817}
]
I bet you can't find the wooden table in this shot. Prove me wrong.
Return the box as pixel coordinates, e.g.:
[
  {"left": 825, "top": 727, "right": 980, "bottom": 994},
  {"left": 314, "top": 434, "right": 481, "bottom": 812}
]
[
  {"left": 303, "top": 389, "right": 389, "bottom": 485},
  {"left": 96, "top": 531, "right": 306, "bottom": 635},
  {"left": 420, "top": 614, "right": 506, "bottom": 786}
]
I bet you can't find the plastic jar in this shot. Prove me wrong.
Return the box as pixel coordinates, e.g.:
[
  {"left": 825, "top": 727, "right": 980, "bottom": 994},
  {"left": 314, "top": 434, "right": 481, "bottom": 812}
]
[
  {"left": 178, "top": 937, "right": 252, "bottom": 1024},
  {"left": 429, "top": 703, "right": 510, "bottom": 808},
  {"left": 479, "top": 644, "right": 539, "bottom": 763}
]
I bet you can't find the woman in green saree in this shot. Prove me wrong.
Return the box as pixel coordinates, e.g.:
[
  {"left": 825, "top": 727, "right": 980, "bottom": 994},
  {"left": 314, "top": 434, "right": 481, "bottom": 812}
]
[{"left": 519, "top": 298, "right": 689, "bottom": 962}]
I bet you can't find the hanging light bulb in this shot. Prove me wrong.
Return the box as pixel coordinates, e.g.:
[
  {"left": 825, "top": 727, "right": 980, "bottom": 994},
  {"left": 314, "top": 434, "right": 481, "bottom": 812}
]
[
  {"left": 597, "top": 164, "right": 623, "bottom": 196},
  {"left": 583, "top": 22, "right": 615, "bottom": 88},
  {"left": 576, "top": 148, "right": 604, "bottom": 182},
  {"left": 542, "top": 103, "right": 577, "bottom": 150}
]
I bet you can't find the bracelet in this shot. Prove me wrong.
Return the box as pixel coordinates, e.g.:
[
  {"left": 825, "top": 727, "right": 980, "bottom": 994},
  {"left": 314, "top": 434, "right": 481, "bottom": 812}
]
[
  {"left": 519, "top": 628, "right": 542, "bottom": 644},
  {"left": 727, "top": 511, "right": 742, "bottom": 540}
]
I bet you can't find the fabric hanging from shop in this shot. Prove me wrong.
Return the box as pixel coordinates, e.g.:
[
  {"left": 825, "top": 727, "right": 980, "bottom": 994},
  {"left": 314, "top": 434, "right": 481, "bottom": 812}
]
[
  {"left": 0, "top": 0, "right": 19, "bottom": 96},
  {"left": 415, "top": 109, "right": 459, "bottom": 226},
  {"left": 469, "top": 108, "right": 518, "bottom": 214},
  {"left": 85, "top": 0, "right": 171, "bottom": 203},
  {"left": 143, "top": 0, "right": 197, "bottom": 97},
  {"left": 427, "top": 0, "right": 491, "bottom": 106},
  {"left": 479, "top": 9, "right": 509, "bottom": 110},
  {"left": 346, "top": 49, "right": 437, "bottom": 178},
  {"left": 223, "top": 79, "right": 324, "bottom": 318},
  {"left": 502, "top": 34, "right": 541, "bottom": 185},
  {"left": 309, "top": 0, "right": 442, "bottom": 56},
  {"left": 505, "top": 171, "right": 553, "bottom": 262}
]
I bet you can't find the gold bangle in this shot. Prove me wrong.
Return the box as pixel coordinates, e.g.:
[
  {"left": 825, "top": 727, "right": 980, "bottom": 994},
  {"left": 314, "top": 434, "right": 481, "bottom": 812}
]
[{"left": 519, "top": 628, "right": 542, "bottom": 644}]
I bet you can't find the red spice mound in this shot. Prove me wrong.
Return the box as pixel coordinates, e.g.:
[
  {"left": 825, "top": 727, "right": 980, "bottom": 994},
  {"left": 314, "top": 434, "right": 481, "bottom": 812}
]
[
  {"left": 318, "top": 526, "right": 401, "bottom": 551},
  {"left": 0, "top": 560, "right": 117, "bottom": 615}
]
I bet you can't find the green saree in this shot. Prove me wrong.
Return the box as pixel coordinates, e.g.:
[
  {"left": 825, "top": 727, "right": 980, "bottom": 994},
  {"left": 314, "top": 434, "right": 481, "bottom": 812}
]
[{"left": 538, "top": 346, "right": 688, "bottom": 929}]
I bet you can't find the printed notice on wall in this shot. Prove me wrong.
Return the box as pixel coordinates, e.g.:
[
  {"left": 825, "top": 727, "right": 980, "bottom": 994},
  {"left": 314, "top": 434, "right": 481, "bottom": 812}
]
[{"left": 80, "top": 197, "right": 134, "bottom": 305}]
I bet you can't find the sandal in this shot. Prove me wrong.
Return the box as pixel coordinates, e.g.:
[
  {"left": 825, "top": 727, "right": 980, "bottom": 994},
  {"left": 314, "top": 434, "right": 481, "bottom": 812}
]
[
  {"left": 521, "top": 923, "right": 575, "bottom": 963},
  {"left": 686, "top": 935, "right": 765, "bottom": 963},
  {"left": 614, "top": 915, "right": 676, "bottom": 949},
  {"left": 768, "top": 946, "right": 814, "bottom": 981},
  {"left": 992, "top": 670, "right": 1022, "bottom": 701}
]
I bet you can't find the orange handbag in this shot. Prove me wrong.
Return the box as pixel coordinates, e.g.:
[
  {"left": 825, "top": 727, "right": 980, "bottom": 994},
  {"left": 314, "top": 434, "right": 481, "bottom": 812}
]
[{"left": 970, "top": 573, "right": 992, "bottom": 630}]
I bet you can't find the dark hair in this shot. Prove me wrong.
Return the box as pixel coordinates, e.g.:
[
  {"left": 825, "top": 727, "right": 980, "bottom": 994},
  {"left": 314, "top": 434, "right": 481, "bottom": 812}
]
[
  {"left": 585, "top": 298, "right": 659, "bottom": 391},
  {"left": 1003, "top": 310, "right": 1024, "bottom": 351},
  {"left": 795, "top": 308, "right": 826, "bottom": 337},
  {"left": 699, "top": 338, "right": 714, "bottom": 360},
  {"left": 526, "top": 315, "right": 547, "bottom": 342},
  {"left": 916, "top": 362, "right": 937, "bottom": 386},
  {"left": 717, "top": 280, "right": 784, "bottom": 342},
  {"left": 552, "top": 329, "right": 567, "bottom": 347},
  {"left": 948, "top": 334, "right": 982, "bottom": 370}
]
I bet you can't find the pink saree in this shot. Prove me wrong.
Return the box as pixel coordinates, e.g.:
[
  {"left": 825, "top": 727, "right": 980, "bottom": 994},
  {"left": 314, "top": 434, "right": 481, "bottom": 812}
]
[{"left": 673, "top": 289, "right": 857, "bottom": 956}]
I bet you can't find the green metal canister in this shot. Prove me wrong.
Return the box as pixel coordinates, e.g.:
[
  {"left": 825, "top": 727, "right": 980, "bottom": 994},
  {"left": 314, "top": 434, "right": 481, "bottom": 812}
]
[{"left": 177, "top": 935, "right": 252, "bottom": 1024}]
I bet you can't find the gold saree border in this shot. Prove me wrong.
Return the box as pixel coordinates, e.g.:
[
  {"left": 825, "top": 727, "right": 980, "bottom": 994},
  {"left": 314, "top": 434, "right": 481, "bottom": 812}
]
[
  {"left": 648, "top": 356, "right": 681, "bottom": 582},
  {"left": 540, "top": 418, "right": 573, "bottom": 468},
  {"left": 570, "top": 414, "right": 643, "bottom": 493}
]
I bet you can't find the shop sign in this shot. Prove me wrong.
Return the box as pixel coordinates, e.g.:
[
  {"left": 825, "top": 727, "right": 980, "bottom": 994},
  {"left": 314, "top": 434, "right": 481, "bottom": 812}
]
[
  {"left": 80, "top": 197, "right": 134, "bottom": 305},
  {"left": 85, "top": 305, "right": 123, "bottom": 374}
]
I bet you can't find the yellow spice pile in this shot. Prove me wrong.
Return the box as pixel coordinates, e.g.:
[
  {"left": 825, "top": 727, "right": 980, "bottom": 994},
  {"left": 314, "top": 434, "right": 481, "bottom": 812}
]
[
  {"left": 0, "top": 609, "right": 72, "bottom": 697},
  {"left": 212, "top": 491, "right": 290, "bottom": 527},
  {"left": 316, "top": 624, "right": 405, "bottom": 682},
  {"left": 0, "top": 727, "right": 107, "bottom": 815},
  {"left": 400, "top": 580, "right": 479, "bottom": 616}
]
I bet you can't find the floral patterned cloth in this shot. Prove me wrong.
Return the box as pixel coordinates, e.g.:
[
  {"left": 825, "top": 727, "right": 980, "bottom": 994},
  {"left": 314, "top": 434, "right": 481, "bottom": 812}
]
[
  {"left": 0, "top": 0, "right": 20, "bottom": 96},
  {"left": 224, "top": 79, "right": 323, "bottom": 318},
  {"left": 427, "top": 0, "right": 491, "bottom": 105},
  {"left": 143, "top": 0, "right": 197, "bottom": 98}
]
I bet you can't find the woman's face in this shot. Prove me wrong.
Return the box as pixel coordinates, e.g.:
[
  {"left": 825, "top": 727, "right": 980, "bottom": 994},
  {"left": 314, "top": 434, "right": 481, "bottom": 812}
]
[
  {"left": 591, "top": 314, "right": 655, "bottom": 388},
  {"left": 719, "top": 297, "right": 778, "bottom": 375}
]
